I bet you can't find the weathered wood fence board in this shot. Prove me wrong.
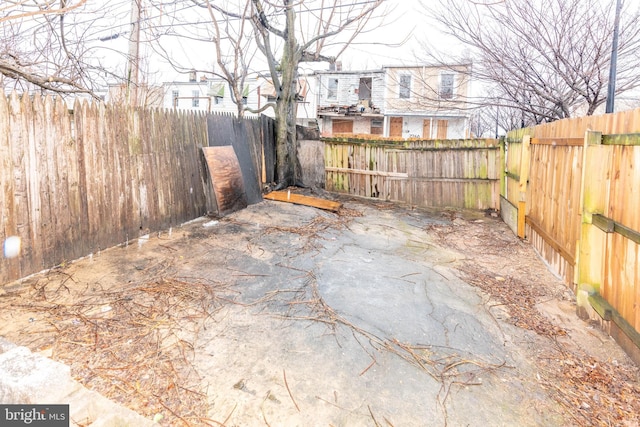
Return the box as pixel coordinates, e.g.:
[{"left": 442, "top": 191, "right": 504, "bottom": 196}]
[
  {"left": 504, "top": 108, "right": 640, "bottom": 362},
  {"left": 1, "top": 93, "right": 273, "bottom": 286},
  {"left": 525, "top": 141, "right": 584, "bottom": 285},
  {"left": 324, "top": 138, "right": 501, "bottom": 210},
  {"left": 501, "top": 135, "right": 526, "bottom": 235}
]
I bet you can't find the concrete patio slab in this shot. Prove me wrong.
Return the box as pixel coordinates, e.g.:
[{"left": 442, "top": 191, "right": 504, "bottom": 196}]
[{"left": 1, "top": 196, "right": 638, "bottom": 426}]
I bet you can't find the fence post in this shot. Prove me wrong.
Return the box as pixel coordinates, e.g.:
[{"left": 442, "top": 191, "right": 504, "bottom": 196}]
[
  {"left": 517, "top": 134, "right": 531, "bottom": 238},
  {"left": 499, "top": 137, "right": 506, "bottom": 199},
  {"left": 576, "top": 131, "right": 606, "bottom": 318}
]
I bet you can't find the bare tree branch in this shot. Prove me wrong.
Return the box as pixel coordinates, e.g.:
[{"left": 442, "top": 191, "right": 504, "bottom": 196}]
[
  {"left": 421, "top": 0, "right": 640, "bottom": 124},
  {"left": 0, "top": 0, "right": 87, "bottom": 24},
  {"left": 0, "top": 0, "right": 127, "bottom": 97}
]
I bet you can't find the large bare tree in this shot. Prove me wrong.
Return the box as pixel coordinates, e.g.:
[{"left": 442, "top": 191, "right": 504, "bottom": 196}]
[
  {"left": 154, "top": 0, "right": 387, "bottom": 187},
  {"left": 421, "top": 0, "right": 640, "bottom": 125},
  {"left": 250, "top": 0, "right": 387, "bottom": 187},
  {"left": 0, "top": 0, "right": 128, "bottom": 96}
]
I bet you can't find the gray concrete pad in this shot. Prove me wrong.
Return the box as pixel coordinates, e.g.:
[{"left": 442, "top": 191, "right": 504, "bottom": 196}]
[
  {"left": 184, "top": 201, "right": 564, "bottom": 426},
  {"left": 1, "top": 197, "right": 637, "bottom": 426}
]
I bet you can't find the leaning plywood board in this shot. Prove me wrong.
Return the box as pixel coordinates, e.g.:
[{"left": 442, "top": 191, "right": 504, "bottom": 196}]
[
  {"left": 264, "top": 191, "right": 342, "bottom": 212},
  {"left": 202, "top": 146, "right": 247, "bottom": 216}
]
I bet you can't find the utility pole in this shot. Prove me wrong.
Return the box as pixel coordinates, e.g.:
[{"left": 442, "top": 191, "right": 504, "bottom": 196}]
[
  {"left": 606, "top": 0, "right": 623, "bottom": 114},
  {"left": 127, "top": 0, "right": 141, "bottom": 107}
]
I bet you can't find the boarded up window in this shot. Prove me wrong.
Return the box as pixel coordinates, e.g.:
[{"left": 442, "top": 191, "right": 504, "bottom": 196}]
[
  {"left": 371, "top": 119, "right": 383, "bottom": 135},
  {"left": 390, "top": 117, "right": 403, "bottom": 137},
  {"left": 332, "top": 119, "right": 353, "bottom": 134},
  {"left": 423, "top": 119, "right": 431, "bottom": 138},
  {"left": 437, "top": 120, "right": 448, "bottom": 139}
]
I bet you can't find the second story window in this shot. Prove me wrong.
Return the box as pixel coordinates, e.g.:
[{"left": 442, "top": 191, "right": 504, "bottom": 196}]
[
  {"left": 399, "top": 74, "right": 411, "bottom": 99},
  {"left": 327, "top": 78, "right": 338, "bottom": 100},
  {"left": 359, "top": 77, "right": 372, "bottom": 100},
  {"left": 440, "top": 74, "right": 455, "bottom": 99},
  {"left": 192, "top": 90, "right": 199, "bottom": 107},
  {"left": 172, "top": 90, "right": 179, "bottom": 107}
]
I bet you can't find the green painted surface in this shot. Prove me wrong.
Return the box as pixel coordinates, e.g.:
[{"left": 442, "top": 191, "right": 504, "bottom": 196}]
[{"left": 602, "top": 133, "right": 640, "bottom": 146}]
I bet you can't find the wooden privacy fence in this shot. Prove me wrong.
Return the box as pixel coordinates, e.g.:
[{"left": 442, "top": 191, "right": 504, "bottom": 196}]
[
  {"left": 504, "top": 108, "right": 640, "bottom": 362},
  {"left": 324, "top": 138, "right": 502, "bottom": 210},
  {"left": 0, "top": 92, "right": 273, "bottom": 286}
]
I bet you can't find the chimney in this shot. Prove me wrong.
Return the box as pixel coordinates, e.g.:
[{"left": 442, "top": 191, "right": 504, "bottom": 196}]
[{"left": 189, "top": 70, "right": 197, "bottom": 82}]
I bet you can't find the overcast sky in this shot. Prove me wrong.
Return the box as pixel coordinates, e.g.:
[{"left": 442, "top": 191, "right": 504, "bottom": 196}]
[
  {"left": 108, "top": 0, "right": 458, "bottom": 84},
  {"left": 331, "top": 0, "right": 463, "bottom": 71}
]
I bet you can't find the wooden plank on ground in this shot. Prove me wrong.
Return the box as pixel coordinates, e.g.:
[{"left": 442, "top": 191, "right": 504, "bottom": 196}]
[{"left": 264, "top": 191, "right": 342, "bottom": 212}]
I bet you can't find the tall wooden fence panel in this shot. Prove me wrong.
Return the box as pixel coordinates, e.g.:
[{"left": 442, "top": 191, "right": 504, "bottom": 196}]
[
  {"left": 526, "top": 139, "right": 584, "bottom": 285},
  {"left": 0, "top": 93, "right": 213, "bottom": 285},
  {"left": 324, "top": 138, "right": 501, "bottom": 210},
  {"left": 504, "top": 108, "right": 640, "bottom": 363},
  {"left": 589, "top": 140, "right": 640, "bottom": 333}
]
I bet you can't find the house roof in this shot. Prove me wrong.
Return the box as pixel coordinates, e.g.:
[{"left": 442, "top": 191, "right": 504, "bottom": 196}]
[
  {"left": 314, "top": 69, "right": 384, "bottom": 76},
  {"left": 260, "top": 78, "right": 310, "bottom": 99},
  {"left": 382, "top": 63, "right": 472, "bottom": 70}
]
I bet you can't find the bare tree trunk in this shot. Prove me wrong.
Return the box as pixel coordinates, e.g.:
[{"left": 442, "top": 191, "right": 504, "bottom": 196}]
[{"left": 274, "top": 21, "right": 302, "bottom": 187}]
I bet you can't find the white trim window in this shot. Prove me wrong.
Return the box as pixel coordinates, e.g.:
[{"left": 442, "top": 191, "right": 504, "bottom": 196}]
[
  {"left": 172, "top": 90, "right": 179, "bottom": 107},
  {"left": 399, "top": 74, "right": 411, "bottom": 99},
  {"left": 440, "top": 73, "right": 455, "bottom": 99},
  {"left": 192, "top": 90, "right": 200, "bottom": 107}
]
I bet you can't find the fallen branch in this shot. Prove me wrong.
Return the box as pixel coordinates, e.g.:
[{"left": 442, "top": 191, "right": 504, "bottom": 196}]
[{"left": 283, "top": 369, "right": 300, "bottom": 412}]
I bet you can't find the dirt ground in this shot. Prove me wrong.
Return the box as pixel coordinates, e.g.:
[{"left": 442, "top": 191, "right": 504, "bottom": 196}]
[{"left": 0, "top": 192, "right": 639, "bottom": 426}]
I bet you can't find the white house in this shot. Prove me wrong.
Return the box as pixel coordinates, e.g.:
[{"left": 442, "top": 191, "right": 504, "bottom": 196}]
[
  {"left": 162, "top": 72, "right": 260, "bottom": 115},
  {"left": 161, "top": 71, "right": 320, "bottom": 126},
  {"left": 258, "top": 72, "right": 319, "bottom": 128}
]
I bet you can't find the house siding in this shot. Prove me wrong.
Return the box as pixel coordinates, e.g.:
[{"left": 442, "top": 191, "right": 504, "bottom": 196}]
[{"left": 318, "top": 72, "right": 385, "bottom": 109}]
